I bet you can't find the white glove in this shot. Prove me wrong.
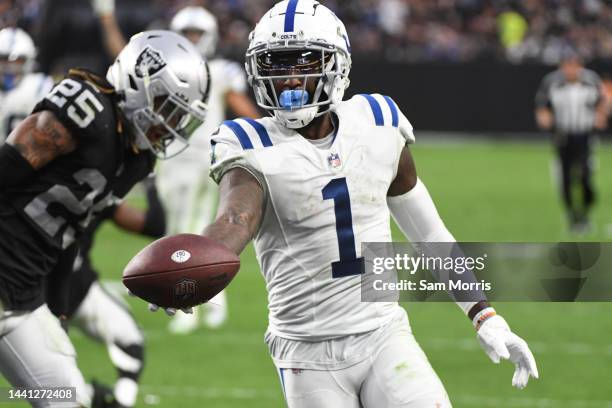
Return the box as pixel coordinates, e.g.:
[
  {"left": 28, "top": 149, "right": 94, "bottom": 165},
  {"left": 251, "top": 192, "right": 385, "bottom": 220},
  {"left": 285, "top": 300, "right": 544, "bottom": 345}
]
[
  {"left": 91, "top": 0, "right": 115, "bottom": 16},
  {"left": 126, "top": 290, "right": 192, "bottom": 316},
  {"left": 476, "top": 312, "right": 539, "bottom": 389},
  {"left": 148, "top": 304, "right": 193, "bottom": 316}
]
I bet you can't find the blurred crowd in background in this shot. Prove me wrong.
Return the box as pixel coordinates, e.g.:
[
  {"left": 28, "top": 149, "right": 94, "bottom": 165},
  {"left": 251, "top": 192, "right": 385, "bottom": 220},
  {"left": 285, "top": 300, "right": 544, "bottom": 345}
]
[{"left": 2, "top": 0, "right": 612, "bottom": 71}]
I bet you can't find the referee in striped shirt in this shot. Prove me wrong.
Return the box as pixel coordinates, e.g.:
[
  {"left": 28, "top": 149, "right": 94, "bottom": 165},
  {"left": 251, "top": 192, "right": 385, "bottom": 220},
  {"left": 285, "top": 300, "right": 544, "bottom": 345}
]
[{"left": 535, "top": 54, "right": 607, "bottom": 233}]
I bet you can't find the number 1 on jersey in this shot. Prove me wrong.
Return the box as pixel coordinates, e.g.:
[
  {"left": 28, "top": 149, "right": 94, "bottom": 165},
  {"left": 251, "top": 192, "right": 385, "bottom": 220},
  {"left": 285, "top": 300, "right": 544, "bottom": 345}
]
[{"left": 322, "top": 178, "right": 364, "bottom": 278}]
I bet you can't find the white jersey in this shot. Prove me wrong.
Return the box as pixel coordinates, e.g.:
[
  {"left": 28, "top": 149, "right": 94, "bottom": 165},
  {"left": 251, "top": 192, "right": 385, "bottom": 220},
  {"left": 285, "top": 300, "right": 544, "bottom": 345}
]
[
  {"left": 211, "top": 94, "right": 415, "bottom": 341},
  {"left": 0, "top": 73, "right": 54, "bottom": 142}
]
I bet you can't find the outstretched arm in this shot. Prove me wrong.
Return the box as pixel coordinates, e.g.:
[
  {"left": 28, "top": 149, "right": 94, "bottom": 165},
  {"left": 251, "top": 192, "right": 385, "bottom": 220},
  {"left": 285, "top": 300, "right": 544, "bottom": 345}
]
[
  {"left": 202, "top": 167, "right": 265, "bottom": 255},
  {"left": 143, "top": 167, "right": 264, "bottom": 316},
  {"left": 387, "top": 146, "right": 538, "bottom": 389}
]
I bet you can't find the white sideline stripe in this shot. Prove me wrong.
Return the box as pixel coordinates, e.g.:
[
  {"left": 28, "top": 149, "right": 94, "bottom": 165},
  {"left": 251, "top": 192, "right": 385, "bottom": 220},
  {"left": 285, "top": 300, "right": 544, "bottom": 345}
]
[{"left": 138, "top": 385, "right": 612, "bottom": 407}]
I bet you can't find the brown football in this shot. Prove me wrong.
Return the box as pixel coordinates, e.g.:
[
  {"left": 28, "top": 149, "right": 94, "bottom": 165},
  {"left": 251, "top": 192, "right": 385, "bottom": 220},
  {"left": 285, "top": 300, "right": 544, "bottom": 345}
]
[{"left": 122, "top": 234, "right": 240, "bottom": 309}]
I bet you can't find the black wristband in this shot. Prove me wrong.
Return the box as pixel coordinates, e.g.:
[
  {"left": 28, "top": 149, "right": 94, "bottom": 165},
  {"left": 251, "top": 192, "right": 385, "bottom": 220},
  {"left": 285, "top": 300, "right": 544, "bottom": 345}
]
[
  {"left": 467, "top": 300, "right": 491, "bottom": 321},
  {"left": 0, "top": 143, "right": 36, "bottom": 190},
  {"left": 141, "top": 177, "right": 166, "bottom": 238},
  {"left": 142, "top": 208, "right": 166, "bottom": 238}
]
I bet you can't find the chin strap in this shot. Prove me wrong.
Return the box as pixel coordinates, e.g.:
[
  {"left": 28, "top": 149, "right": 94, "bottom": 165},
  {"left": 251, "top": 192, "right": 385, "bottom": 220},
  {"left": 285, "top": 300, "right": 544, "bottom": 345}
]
[{"left": 275, "top": 105, "right": 319, "bottom": 129}]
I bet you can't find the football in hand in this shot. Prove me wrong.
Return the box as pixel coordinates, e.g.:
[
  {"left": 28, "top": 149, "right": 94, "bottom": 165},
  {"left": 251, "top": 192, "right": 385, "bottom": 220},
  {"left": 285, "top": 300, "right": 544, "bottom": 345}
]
[{"left": 122, "top": 234, "right": 240, "bottom": 309}]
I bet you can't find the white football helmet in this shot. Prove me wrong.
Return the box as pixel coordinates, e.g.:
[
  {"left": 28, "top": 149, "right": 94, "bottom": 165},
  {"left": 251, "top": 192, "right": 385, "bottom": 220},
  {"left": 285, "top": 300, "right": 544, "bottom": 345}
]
[
  {"left": 107, "top": 30, "right": 210, "bottom": 159},
  {"left": 170, "top": 6, "right": 219, "bottom": 59},
  {"left": 0, "top": 27, "right": 36, "bottom": 91},
  {"left": 245, "top": 0, "right": 351, "bottom": 129}
]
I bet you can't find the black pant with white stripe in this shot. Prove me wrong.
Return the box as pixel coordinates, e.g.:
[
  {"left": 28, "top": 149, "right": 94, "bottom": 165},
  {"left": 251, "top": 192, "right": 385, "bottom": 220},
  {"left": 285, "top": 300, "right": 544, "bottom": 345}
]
[{"left": 555, "top": 133, "right": 595, "bottom": 225}]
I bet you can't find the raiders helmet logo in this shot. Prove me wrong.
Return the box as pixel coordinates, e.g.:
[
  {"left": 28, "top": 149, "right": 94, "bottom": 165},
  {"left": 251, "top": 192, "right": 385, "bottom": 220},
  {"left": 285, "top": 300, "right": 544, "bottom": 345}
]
[{"left": 135, "top": 46, "right": 167, "bottom": 78}]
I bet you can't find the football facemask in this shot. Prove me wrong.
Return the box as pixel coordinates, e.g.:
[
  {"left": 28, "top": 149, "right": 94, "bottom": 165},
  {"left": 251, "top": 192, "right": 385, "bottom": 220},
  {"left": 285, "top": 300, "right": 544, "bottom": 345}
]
[
  {"left": 0, "top": 56, "right": 27, "bottom": 91},
  {"left": 248, "top": 43, "right": 345, "bottom": 114},
  {"left": 131, "top": 78, "right": 207, "bottom": 160},
  {"left": 107, "top": 30, "right": 211, "bottom": 160},
  {"left": 256, "top": 49, "right": 333, "bottom": 111}
]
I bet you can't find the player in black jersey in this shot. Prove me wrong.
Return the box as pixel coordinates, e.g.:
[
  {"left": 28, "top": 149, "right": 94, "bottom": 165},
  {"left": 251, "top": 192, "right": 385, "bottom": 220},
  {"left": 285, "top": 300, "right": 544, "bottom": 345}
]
[
  {"left": 46, "top": 177, "right": 165, "bottom": 408},
  {"left": 0, "top": 30, "right": 209, "bottom": 407}
]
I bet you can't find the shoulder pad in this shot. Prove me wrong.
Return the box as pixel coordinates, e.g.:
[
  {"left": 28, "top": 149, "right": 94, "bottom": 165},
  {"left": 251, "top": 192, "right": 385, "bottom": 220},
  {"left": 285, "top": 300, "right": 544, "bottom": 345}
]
[
  {"left": 209, "top": 118, "right": 273, "bottom": 184},
  {"left": 582, "top": 69, "right": 602, "bottom": 85},
  {"left": 352, "top": 93, "right": 415, "bottom": 144},
  {"left": 217, "top": 118, "right": 274, "bottom": 150},
  {"left": 34, "top": 76, "right": 115, "bottom": 139}
]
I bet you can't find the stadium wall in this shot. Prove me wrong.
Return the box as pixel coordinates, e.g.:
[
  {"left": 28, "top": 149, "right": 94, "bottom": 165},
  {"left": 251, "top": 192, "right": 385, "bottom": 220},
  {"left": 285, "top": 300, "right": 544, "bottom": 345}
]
[{"left": 346, "top": 61, "right": 612, "bottom": 133}]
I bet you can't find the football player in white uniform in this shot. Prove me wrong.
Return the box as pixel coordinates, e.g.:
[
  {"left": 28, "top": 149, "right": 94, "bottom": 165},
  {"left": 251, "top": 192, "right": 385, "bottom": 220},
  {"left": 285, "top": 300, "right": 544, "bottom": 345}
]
[
  {"left": 0, "top": 27, "right": 54, "bottom": 142},
  {"left": 160, "top": 6, "right": 260, "bottom": 334},
  {"left": 157, "top": 1, "right": 537, "bottom": 406}
]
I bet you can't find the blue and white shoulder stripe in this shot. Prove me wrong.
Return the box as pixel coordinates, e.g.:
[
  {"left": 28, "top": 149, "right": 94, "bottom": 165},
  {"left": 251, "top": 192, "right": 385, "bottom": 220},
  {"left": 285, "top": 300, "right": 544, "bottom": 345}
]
[
  {"left": 220, "top": 118, "right": 274, "bottom": 150},
  {"left": 357, "top": 93, "right": 402, "bottom": 128},
  {"left": 350, "top": 93, "right": 415, "bottom": 143}
]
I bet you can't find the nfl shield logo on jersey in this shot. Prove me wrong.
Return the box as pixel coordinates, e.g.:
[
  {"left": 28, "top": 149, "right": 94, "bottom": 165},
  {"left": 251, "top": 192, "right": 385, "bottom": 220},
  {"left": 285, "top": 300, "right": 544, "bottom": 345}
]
[
  {"left": 174, "top": 278, "right": 196, "bottom": 301},
  {"left": 327, "top": 153, "right": 342, "bottom": 168}
]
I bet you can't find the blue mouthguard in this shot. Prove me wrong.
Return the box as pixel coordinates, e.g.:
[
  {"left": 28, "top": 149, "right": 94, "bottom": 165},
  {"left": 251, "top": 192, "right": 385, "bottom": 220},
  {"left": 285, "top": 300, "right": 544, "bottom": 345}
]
[
  {"left": 279, "top": 89, "right": 309, "bottom": 111},
  {"left": 2, "top": 74, "right": 16, "bottom": 91}
]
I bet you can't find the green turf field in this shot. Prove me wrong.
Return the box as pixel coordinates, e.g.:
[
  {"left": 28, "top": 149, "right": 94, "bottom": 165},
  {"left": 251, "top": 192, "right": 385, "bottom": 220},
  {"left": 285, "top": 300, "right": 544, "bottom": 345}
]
[{"left": 5, "top": 140, "right": 612, "bottom": 407}]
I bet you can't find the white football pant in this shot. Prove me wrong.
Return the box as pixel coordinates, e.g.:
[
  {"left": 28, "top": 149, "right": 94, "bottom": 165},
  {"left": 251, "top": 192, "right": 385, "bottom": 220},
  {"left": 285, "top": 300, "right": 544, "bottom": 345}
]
[
  {"left": 274, "top": 319, "right": 451, "bottom": 408},
  {"left": 0, "top": 304, "right": 91, "bottom": 407}
]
